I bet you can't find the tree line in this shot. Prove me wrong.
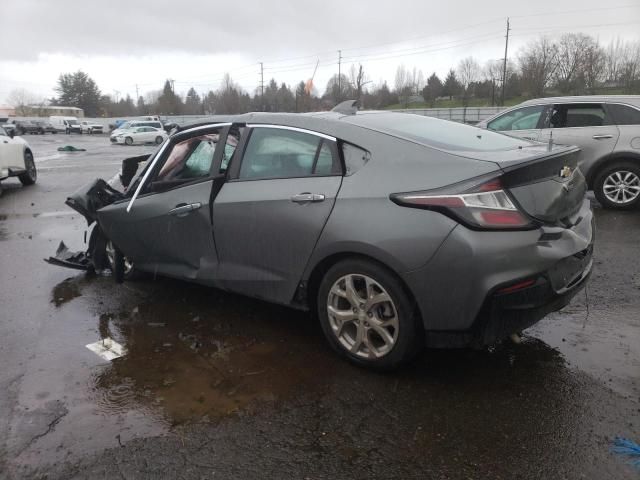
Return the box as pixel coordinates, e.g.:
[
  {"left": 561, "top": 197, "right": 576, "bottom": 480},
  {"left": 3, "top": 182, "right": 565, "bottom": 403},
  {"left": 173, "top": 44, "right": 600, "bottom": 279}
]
[{"left": 7, "top": 33, "right": 640, "bottom": 118}]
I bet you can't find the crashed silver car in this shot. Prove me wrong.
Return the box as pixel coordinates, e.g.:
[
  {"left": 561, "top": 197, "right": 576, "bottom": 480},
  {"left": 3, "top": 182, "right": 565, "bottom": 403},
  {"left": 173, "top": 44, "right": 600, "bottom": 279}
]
[{"left": 48, "top": 104, "right": 594, "bottom": 369}]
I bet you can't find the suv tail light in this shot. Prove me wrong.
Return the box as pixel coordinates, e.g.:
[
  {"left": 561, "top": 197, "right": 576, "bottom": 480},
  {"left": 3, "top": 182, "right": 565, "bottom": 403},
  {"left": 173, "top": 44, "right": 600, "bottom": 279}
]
[{"left": 390, "top": 177, "right": 532, "bottom": 230}]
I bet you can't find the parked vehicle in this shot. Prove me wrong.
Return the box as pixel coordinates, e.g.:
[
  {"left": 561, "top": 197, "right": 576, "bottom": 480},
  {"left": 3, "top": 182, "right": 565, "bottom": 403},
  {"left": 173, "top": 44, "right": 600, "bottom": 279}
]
[
  {"left": 49, "top": 106, "right": 593, "bottom": 369},
  {"left": 477, "top": 95, "right": 640, "bottom": 209},
  {"left": 49, "top": 116, "right": 82, "bottom": 134},
  {"left": 33, "top": 121, "right": 57, "bottom": 134},
  {"left": 80, "top": 121, "right": 104, "bottom": 134},
  {"left": 0, "top": 126, "right": 37, "bottom": 190},
  {"left": 10, "top": 120, "right": 41, "bottom": 135},
  {"left": 111, "top": 120, "right": 164, "bottom": 137},
  {"left": 110, "top": 126, "right": 167, "bottom": 145}
]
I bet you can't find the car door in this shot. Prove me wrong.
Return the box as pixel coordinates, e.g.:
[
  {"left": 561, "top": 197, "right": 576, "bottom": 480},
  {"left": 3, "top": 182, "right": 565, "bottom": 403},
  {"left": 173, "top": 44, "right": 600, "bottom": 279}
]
[
  {"left": 0, "top": 127, "right": 25, "bottom": 175},
  {"left": 212, "top": 124, "right": 343, "bottom": 305},
  {"left": 485, "top": 104, "right": 548, "bottom": 141},
  {"left": 97, "top": 124, "right": 231, "bottom": 282},
  {"left": 538, "top": 103, "right": 619, "bottom": 176}
]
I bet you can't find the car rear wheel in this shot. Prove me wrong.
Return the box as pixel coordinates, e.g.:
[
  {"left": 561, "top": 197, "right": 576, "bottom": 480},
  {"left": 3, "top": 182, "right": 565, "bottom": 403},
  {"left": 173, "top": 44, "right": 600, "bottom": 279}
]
[
  {"left": 125, "top": 137, "right": 133, "bottom": 146},
  {"left": 317, "top": 259, "right": 423, "bottom": 370},
  {"left": 18, "top": 151, "right": 37, "bottom": 185},
  {"left": 155, "top": 136, "right": 163, "bottom": 144},
  {"left": 594, "top": 161, "right": 640, "bottom": 210}
]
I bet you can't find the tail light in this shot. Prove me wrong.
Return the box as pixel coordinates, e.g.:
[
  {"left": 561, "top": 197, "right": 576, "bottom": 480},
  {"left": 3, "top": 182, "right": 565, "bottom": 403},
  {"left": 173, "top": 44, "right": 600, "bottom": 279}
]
[{"left": 390, "top": 177, "right": 532, "bottom": 230}]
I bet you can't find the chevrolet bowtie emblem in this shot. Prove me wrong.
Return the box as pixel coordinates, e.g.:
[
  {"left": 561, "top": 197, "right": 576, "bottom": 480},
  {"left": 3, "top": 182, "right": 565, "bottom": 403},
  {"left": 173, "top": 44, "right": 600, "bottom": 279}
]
[{"left": 559, "top": 166, "right": 573, "bottom": 179}]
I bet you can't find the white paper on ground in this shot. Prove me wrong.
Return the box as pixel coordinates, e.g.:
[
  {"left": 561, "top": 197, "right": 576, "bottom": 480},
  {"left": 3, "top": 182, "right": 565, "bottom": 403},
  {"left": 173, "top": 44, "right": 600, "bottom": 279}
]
[{"left": 85, "top": 338, "right": 126, "bottom": 361}]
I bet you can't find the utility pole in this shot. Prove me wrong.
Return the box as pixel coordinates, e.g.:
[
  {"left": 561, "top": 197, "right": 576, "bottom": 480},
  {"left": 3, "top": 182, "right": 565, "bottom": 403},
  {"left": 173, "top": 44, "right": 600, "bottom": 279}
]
[
  {"left": 168, "top": 79, "right": 175, "bottom": 93},
  {"left": 260, "top": 62, "right": 264, "bottom": 111},
  {"left": 501, "top": 17, "right": 510, "bottom": 106},
  {"left": 337, "top": 50, "right": 342, "bottom": 101},
  {"left": 135, "top": 84, "right": 139, "bottom": 100}
]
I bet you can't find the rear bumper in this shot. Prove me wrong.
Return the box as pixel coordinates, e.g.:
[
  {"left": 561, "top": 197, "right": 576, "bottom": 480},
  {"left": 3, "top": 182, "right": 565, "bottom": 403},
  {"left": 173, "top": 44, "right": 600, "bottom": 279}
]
[{"left": 402, "top": 199, "right": 594, "bottom": 347}]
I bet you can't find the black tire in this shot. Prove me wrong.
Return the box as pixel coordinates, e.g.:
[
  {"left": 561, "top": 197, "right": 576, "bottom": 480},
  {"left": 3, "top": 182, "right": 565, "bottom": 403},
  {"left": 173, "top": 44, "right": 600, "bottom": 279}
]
[
  {"left": 593, "top": 161, "right": 640, "bottom": 210},
  {"left": 18, "top": 151, "right": 37, "bottom": 186},
  {"left": 125, "top": 137, "right": 133, "bottom": 146},
  {"left": 316, "top": 258, "right": 423, "bottom": 370},
  {"left": 106, "top": 240, "right": 138, "bottom": 283},
  {"left": 155, "top": 136, "right": 163, "bottom": 144}
]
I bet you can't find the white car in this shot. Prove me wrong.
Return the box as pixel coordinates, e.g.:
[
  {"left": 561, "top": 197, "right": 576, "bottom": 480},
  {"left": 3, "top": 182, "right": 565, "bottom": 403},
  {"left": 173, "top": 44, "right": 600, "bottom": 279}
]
[
  {"left": 0, "top": 127, "right": 37, "bottom": 191},
  {"left": 80, "top": 121, "right": 104, "bottom": 134},
  {"left": 110, "top": 126, "right": 167, "bottom": 146}
]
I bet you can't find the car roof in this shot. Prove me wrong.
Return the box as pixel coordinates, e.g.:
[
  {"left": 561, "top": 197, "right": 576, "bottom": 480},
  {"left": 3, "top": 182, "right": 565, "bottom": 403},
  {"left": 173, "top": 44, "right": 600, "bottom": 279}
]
[{"left": 519, "top": 95, "right": 640, "bottom": 107}]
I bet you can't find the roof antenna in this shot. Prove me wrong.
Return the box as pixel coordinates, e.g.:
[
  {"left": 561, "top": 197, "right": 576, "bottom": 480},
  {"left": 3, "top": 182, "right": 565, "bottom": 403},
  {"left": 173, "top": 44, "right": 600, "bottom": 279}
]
[
  {"left": 547, "top": 130, "right": 554, "bottom": 151},
  {"left": 331, "top": 100, "right": 359, "bottom": 115}
]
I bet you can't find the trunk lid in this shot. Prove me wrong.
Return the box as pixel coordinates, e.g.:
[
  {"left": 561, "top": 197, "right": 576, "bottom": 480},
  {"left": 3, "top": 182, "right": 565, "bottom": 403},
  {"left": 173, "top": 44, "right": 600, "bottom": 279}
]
[{"left": 496, "top": 145, "right": 586, "bottom": 225}]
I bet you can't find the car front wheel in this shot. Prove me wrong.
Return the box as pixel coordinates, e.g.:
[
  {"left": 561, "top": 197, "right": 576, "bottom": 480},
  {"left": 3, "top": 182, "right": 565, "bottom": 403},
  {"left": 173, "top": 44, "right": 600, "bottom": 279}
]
[
  {"left": 155, "top": 136, "right": 163, "bottom": 144},
  {"left": 18, "top": 151, "right": 37, "bottom": 185},
  {"left": 594, "top": 161, "right": 640, "bottom": 210},
  {"left": 105, "top": 240, "right": 136, "bottom": 283},
  {"left": 124, "top": 137, "right": 133, "bottom": 146},
  {"left": 317, "top": 259, "right": 423, "bottom": 370}
]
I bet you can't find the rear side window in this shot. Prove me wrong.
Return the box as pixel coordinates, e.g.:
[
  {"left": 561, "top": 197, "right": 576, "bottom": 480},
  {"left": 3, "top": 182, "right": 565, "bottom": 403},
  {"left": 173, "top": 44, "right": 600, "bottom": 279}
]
[
  {"left": 239, "top": 127, "right": 339, "bottom": 180},
  {"left": 488, "top": 105, "right": 546, "bottom": 132},
  {"left": 608, "top": 104, "right": 640, "bottom": 125},
  {"left": 549, "top": 103, "right": 611, "bottom": 128},
  {"left": 341, "top": 143, "right": 370, "bottom": 176}
]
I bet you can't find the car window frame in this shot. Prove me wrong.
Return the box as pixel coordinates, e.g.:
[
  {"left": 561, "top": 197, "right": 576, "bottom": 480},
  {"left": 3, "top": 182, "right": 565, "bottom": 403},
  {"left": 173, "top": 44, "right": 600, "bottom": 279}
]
[
  {"left": 227, "top": 124, "right": 342, "bottom": 182},
  {"left": 125, "top": 124, "right": 232, "bottom": 209},
  {"left": 544, "top": 102, "right": 613, "bottom": 130},
  {"left": 605, "top": 102, "right": 640, "bottom": 126},
  {"left": 488, "top": 104, "right": 549, "bottom": 132}
]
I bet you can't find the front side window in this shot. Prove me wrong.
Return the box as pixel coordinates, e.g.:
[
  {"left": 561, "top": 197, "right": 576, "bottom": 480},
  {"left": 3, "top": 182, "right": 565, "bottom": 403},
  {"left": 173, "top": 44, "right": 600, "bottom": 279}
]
[
  {"left": 548, "top": 103, "right": 610, "bottom": 128},
  {"left": 239, "top": 127, "right": 337, "bottom": 180},
  {"left": 608, "top": 104, "right": 640, "bottom": 126},
  {"left": 157, "top": 134, "right": 220, "bottom": 182},
  {"left": 488, "top": 105, "right": 546, "bottom": 132}
]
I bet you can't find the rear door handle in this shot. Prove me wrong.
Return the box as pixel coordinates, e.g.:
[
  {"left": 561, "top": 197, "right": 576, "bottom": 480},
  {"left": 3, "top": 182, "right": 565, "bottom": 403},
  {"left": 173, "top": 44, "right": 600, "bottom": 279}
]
[
  {"left": 291, "top": 193, "right": 325, "bottom": 203},
  {"left": 168, "top": 202, "right": 202, "bottom": 217},
  {"left": 592, "top": 134, "right": 613, "bottom": 140}
]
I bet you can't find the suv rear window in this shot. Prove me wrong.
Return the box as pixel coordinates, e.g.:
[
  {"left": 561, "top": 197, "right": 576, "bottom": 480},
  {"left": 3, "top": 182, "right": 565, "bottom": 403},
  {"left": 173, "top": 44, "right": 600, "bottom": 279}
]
[
  {"left": 607, "top": 104, "right": 640, "bottom": 126},
  {"left": 549, "top": 103, "right": 611, "bottom": 128}
]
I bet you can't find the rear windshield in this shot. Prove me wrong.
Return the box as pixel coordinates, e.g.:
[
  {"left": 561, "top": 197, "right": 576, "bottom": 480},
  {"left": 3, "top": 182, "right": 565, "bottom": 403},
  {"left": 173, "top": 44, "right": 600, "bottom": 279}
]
[{"left": 349, "top": 113, "right": 531, "bottom": 152}]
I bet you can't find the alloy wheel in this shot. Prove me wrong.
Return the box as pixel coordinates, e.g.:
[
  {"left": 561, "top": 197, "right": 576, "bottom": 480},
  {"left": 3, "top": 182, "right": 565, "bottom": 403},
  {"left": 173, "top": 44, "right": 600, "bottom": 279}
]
[
  {"left": 326, "top": 274, "right": 399, "bottom": 359},
  {"left": 603, "top": 170, "right": 640, "bottom": 204}
]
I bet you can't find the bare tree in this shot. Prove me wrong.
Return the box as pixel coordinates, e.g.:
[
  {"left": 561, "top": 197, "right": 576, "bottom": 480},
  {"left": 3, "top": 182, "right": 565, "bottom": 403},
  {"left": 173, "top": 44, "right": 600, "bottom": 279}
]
[
  {"left": 457, "top": 57, "right": 480, "bottom": 106},
  {"left": 518, "top": 36, "right": 559, "bottom": 97},
  {"left": 554, "top": 33, "right": 594, "bottom": 93},
  {"left": 349, "top": 64, "right": 371, "bottom": 103},
  {"left": 394, "top": 65, "right": 413, "bottom": 107},
  {"left": 583, "top": 41, "right": 607, "bottom": 93},
  {"left": 605, "top": 38, "right": 626, "bottom": 83},
  {"left": 7, "top": 88, "right": 39, "bottom": 116},
  {"left": 619, "top": 41, "right": 640, "bottom": 93}
]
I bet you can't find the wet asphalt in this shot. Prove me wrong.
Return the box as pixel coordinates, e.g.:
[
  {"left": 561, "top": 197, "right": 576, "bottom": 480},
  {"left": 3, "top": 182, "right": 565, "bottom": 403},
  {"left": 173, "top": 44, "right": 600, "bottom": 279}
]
[{"left": 0, "top": 134, "right": 638, "bottom": 479}]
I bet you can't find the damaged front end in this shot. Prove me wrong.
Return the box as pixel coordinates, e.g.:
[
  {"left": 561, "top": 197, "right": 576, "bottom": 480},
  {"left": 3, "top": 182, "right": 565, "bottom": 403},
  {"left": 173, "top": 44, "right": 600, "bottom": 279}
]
[{"left": 45, "top": 154, "right": 150, "bottom": 273}]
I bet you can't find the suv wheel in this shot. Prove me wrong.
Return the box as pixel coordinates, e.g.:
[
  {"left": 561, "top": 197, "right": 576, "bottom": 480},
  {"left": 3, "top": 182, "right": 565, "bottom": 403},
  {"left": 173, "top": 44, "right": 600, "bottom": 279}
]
[
  {"left": 594, "top": 161, "right": 640, "bottom": 209},
  {"left": 317, "top": 259, "right": 423, "bottom": 370},
  {"left": 18, "top": 151, "right": 37, "bottom": 185}
]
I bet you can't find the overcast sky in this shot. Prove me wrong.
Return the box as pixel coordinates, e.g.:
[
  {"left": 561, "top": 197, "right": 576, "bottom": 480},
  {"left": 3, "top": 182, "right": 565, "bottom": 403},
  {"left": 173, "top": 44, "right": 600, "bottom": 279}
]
[{"left": 1, "top": 0, "right": 639, "bottom": 105}]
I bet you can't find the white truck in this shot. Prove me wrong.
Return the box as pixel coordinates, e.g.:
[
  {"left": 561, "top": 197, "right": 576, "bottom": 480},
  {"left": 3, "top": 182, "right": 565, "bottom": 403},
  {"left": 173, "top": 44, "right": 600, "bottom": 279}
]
[
  {"left": 49, "top": 116, "right": 82, "bottom": 134},
  {"left": 79, "top": 120, "right": 104, "bottom": 134}
]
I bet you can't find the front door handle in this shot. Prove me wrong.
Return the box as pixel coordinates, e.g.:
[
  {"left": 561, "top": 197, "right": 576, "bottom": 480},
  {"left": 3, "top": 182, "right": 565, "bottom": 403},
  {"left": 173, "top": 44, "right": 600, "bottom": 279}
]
[
  {"left": 291, "top": 193, "right": 325, "bottom": 203},
  {"left": 168, "top": 202, "right": 202, "bottom": 217},
  {"left": 592, "top": 134, "right": 613, "bottom": 140}
]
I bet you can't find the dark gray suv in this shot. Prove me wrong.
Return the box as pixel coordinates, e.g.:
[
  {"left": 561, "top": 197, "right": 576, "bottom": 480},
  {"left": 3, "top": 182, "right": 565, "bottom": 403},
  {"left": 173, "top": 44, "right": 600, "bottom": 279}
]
[
  {"left": 478, "top": 95, "right": 640, "bottom": 209},
  {"left": 50, "top": 110, "right": 594, "bottom": 369}
]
